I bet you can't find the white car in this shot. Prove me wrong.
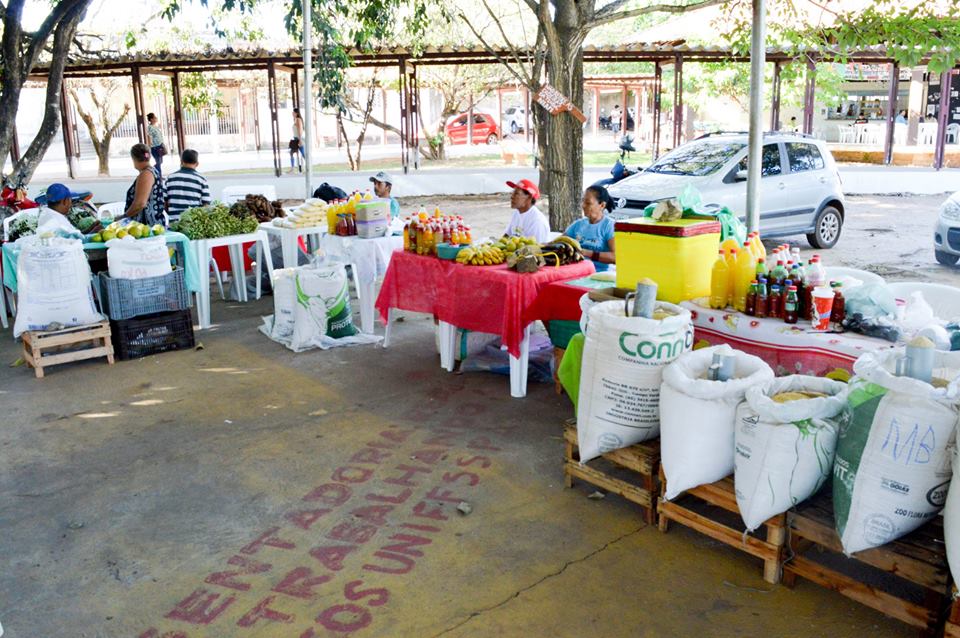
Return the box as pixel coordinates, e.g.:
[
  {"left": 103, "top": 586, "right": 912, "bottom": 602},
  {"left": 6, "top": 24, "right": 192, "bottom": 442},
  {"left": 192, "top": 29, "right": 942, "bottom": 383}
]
[
  {"left": 504, "top": 106, "right": 528, "bottom": 134},
  {"left": 607, "top": 133, "right": 846, "bottom": 248}
]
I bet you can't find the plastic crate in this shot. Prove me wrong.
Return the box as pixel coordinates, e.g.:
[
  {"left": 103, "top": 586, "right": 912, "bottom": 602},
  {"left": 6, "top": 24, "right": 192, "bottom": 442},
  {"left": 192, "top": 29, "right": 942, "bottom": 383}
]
[
  {"left": 98, "top": 267, "right": 189, "bottom": 320},
  {"left": 111, "top": 309, "right": 195, "bottom": 360}
]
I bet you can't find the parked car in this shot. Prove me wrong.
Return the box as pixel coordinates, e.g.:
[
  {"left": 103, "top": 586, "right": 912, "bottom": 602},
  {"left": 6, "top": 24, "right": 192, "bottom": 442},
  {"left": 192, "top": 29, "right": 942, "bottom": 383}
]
[
  {"left": 934, "top": 191, "right": 960, "bottom": 266},
  {"left": 607, "top": 132, "right": 846, "bottom": 248},
  {"left": 504, "top": 107, "right": 528, "bottom": 134},
  {"left": 445, "top": 113, "right": 500, "bottom": 145}
]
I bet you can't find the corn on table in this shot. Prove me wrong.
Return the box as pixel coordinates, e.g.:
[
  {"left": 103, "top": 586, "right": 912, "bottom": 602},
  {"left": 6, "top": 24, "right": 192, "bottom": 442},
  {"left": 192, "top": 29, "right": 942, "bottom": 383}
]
[{"left": 375, "top": 251, "right": 595, "bottom": 397}]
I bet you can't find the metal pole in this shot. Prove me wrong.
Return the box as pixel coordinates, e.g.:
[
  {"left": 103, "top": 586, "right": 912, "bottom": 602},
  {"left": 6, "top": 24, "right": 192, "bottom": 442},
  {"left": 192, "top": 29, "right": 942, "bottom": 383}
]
[
  {"left": 934, "top": 70, "right": 952, "bottom": 171},
  {"left": 883, "top": 62, "right": 899, "bottom": 165},
  {"left": 745, "top": 0, "right": 766, "bottom": 234},
  {"left": 303, "top": 0, "right": 313, "bottom": 198}
]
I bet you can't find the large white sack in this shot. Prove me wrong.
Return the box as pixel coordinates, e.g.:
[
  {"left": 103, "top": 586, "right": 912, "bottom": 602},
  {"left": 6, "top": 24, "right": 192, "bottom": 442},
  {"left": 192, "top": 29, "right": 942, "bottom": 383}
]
[
  {"left": 13, "top": 236, "right": 101, "bottom": 337},
  {"left": 944, "top": 447, "right": 960, "bottom": 587},
  {"left": 269, "top": 268, "right": 298, "bottom": 341},
  {"left": 107, "top": 235, "right": 171, "bottom": 279},
  {"left": 834, "top": 348, "right": 960, "bottom": 555},
  {"left": 735, "top": 376, "right": 848, "bottom": 531},
  {"left": 660, "top": 344, "right": 774, "bottom": 500},
  {"left": 577, "top": 300, "right": 692, "bottom": 463}
]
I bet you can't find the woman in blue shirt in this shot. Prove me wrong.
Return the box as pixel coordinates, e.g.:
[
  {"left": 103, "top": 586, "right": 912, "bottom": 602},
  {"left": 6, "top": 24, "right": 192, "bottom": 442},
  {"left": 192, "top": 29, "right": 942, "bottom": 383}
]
[{"left": 564, "top": 185, "right": 616, "bottom": 271}]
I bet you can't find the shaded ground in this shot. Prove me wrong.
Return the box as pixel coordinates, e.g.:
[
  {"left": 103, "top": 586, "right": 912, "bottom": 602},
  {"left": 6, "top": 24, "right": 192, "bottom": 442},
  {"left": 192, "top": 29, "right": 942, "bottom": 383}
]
[{"left": 0, "top": 192, "right": 951, "bottom": 638}]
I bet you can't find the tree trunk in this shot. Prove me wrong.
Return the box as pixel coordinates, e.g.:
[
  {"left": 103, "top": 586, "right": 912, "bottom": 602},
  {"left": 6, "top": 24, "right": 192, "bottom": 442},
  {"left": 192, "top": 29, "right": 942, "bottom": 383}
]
[{"left": 540, "top": 39, "right": 585, "bottom": 232}]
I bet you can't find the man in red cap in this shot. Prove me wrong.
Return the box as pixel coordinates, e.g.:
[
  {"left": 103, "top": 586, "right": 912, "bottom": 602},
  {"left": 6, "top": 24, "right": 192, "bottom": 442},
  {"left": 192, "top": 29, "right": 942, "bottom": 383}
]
[{"left": 504, "top": 178, "right": 550, "bottom": 243}]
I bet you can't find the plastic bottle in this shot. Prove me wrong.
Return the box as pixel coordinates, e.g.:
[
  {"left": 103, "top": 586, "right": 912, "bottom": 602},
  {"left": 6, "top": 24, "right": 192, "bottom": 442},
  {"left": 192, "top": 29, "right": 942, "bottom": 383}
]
[
  {"left": 364, "top": 189, "right": 373, "bottom": 200},
  {"left": 831, "top": 282, "right": 846, "bottom": 327},
  {"left": 410, "top": 220, "right": 419, "bottom": 254},
  {"left": 327, "top": 205, "right": 339, "bottom": 235},
  {"left": 734, "top": 243, "right": 756, "bottom": 312},
  {"left": 782, "top": 279, "right": 793, "bottom": 317},
  {"left": 784, "top": 285, "right": 799, "bottom": 324},
  {"left": 745, "top": 280, "right": 758, "bottom": 316},
  {"left": 710, "top": 250, "right": 730, "bottom": 309},
  {"left": 805, "top": 257, "right": 825, "bottom": 320},
  {"left": 422, "top": 223, "right": 434, "bottom": 255},
  {"left": 755, "top": 257, "right": 768, "bottom": 281},
  {"left": 752, "top": 232, "right": 766, "bottom": 261},
  {"left": 724, "top": 247, "right": 738, "bottom": 307},
  {"left": 769, "top": 284, "right": 782, "bottom": 319},
  {"left": 755, "top": 279, "right": 769, "bottom": 318},
  {"left": 418, "top": 206, "right": 427, "bottom": 222},
  {"left": 434, "top": 206, "right": 442, "bottom": 219},
  {"left": 791, "top": 246, "right": 801, "bottom": 267},
  {"left": 403, "top": 218, "right": 411, "bottom": 251},
  {"left": 464, "top": 225, "right": 473, "bottom": 244}
]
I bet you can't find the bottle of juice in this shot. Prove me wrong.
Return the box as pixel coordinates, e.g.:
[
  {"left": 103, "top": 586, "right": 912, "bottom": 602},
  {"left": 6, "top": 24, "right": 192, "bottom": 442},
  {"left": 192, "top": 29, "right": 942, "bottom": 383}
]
[
  {"left": 709, "top": 250, "right": 730, "bottom": 309},
  {"left": 755, "top": 257, "right": 768, "bottom": 281},
  {"left": 724, "top": 247, "right": 738, "bottom": 307},
  {"left": 755, "top": 279, "right": 769, "bottom": 318},
  {"left": 745, "top": 280, "right": 758, "bottom": 316},
  {"left": 784, "top": 285, "right": 799, "bottom": 324},
  {"left": 327, "top": 204, "right": 339, "bottom": 235},
  {"left": 782, "top": 279, "right": 793, "bottom": 317},
  {"left": 410, "top": 220, "right": 419, "bottom": 254},
  {"left": 769, "top": 284, "right": 782, "bottom": 319},
  {"left": 434, "top": 206, "right": 442, "bottom": 219},
  {"left": 364, "top": 189, "right": 373, "bottom": 200},
  {"left": 418, "top": 206, "right": 427, "bottom": 222},
  {"left": 464, "top": 225, "right": 473, "bottom": 244},
  {"left": 752, "top": 232, "right": 766, "bottom": 261},
  {"left": 770, "top": 260, "right": 787, "bottom": 288},
  {"left": 733, "top": 242, "right": 756, "bottom": 312}
]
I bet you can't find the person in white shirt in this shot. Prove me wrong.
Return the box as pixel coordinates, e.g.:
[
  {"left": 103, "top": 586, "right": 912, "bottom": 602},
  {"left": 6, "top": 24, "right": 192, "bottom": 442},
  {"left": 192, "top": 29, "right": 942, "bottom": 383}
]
[{"left": 503, "top": 178, "right": 550, "bottom": 243}]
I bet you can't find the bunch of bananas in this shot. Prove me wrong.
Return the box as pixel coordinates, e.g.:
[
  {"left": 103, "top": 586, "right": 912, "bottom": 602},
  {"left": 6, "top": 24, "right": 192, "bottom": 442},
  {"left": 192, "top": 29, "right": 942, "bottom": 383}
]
[
  {"left": 456, "top": 244, "right": 506, "bottom": 266},
  {"left": 493, "top": 235, "right": 539, "bottom": 253}
]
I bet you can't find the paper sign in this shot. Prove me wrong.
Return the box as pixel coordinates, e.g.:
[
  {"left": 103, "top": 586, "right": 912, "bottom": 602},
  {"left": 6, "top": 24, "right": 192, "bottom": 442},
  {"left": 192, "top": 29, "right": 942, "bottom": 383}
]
[{"left": 534, "top": 84, "right": 587, "bottom": 123}]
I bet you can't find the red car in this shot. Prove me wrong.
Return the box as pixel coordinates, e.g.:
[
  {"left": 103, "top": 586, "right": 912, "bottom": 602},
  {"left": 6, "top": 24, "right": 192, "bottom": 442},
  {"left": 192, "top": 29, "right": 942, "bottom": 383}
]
[{"left": 444, "top": 113, "right": 500, "bottom": 145}]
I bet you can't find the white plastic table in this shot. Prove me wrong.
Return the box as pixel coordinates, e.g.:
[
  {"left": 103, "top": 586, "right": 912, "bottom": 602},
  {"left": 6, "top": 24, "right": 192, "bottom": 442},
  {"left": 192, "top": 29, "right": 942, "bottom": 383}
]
[
  {"left": 318, "top": 234, "right": 403, "bottom": 334},
  {"left": 190, "top": 231, "right": 274, "bottom": 329},
  {"left": 258, "top": 221, "right": 328, "bottom": 268}
]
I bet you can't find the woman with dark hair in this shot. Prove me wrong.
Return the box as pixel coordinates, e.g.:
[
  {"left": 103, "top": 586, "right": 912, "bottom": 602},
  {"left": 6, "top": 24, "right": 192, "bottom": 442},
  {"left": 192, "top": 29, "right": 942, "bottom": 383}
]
[
  {"left": 289, "top": 108, "right": 305, "bottom": 173},
  {"left": 124, "top": 143, "right": 167, "bottom": 226},
  {"left": 147, "top": 113, "right": 166, "bottom": 176},
  {"left": 564, "top": 184, "right": 616, "bottom": 271}
]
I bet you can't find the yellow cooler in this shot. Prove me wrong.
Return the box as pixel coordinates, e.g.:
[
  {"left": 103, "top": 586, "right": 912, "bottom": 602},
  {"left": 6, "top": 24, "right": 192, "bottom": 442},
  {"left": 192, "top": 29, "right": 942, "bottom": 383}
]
[{"left": 614, "top": 217, "right": 721, "bottom": 303}]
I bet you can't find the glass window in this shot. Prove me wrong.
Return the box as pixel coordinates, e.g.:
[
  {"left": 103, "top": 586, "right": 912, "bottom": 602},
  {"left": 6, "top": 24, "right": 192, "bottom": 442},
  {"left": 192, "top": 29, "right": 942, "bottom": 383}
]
[
  {"left": 736, "top": 143, "right": 783, "bottom": 177},
  {"left": 786, "top": 143, "right": 825, "bottom": 172},
  {"left": 473, "top": 115, "right": 487, "bottom": 124},
  {"left": 648, "top": 141, "right": 746, "bottom": 176}
]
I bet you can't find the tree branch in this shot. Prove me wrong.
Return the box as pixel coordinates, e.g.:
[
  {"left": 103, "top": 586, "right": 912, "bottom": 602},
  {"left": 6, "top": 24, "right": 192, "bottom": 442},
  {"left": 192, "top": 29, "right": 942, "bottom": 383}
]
[
  {"left": 478, "top": 0, "right": 531, "bottom": 79},
  {"left": 458, "top": 12, "right": 533, "bottom": 88},
  {"left": 22, "top": 0, "right": 86, "bottom": 76},
  {"left": 587, "top": 0, "right": 727, "bottom": 29}
]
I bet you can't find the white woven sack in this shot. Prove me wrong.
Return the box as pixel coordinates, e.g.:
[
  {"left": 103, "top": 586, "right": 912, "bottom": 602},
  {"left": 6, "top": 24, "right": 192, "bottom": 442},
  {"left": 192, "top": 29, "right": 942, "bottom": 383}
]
[
  {"left": 735, "top": 376, "right": 848, "bottom": 531},
  {"left": 659, "top": 344, "right": 774, "bottom": 501},
  {"left": 576, "top": 300, "right": 692, "bottom": 463},
  {"left": 107, "top": 235, "right": 170, "bottom": 279}
]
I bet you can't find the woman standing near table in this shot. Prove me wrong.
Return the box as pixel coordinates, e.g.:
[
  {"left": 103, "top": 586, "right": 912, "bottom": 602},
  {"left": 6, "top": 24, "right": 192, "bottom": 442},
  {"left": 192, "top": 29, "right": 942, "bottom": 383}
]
[
  {"left": 123, "top": 143, "right": 167, "bottom": 226},
  {"left": 564, "top": 185, "right": 616, "bottom": 271}
]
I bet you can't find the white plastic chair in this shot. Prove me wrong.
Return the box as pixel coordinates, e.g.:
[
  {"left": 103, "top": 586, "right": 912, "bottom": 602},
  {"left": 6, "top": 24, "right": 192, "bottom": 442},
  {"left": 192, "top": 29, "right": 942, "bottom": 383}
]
[
  {"left": 837, "top": 125, "right": 856, "bottom": 144},
  {"left": 947, "top": 123, "right": 960, "bottom": 145},
  {"left": 887, "top": 282, "right": 960, "bottom": 322},
  {"left": 221, "top": 185, "right": 277, "bottom": 205},
  {"left": 2, "top": 209, "right": 38, "bottom": 242},
  {"left": 825, "top": 266, "right": 885, "bottom": 287},
  {"left": 98, "top": 201, "right": 127, "bottom": 220}
]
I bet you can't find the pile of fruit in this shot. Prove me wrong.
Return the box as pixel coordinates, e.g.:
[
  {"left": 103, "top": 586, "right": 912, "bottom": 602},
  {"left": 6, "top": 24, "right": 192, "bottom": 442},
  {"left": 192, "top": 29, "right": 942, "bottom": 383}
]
[
  {"left": 171, "top": 203, "right": 259, "bottom": 239},
  {"left": 456, "top": 244, "right": 506, "bottom": 266},
  {"left": 538, "top": 236, "right": 584, "bottom": 267},
  {"left": 89, "top": 221, "right": 165, "bottom": 243},
  {"left": 492, "top": 235, "right": 539, "bottom": 253}
]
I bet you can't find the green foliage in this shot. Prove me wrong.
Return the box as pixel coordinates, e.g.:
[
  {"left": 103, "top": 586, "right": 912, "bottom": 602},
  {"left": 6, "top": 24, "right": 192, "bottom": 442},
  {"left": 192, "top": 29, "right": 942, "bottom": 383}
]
[{"left": 171, "top": 202, "right": 258, "bottom": 238}]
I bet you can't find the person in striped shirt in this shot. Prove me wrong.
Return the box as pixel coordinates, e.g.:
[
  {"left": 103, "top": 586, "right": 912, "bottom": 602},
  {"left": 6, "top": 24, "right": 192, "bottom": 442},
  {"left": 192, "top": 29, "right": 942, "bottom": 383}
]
[{"left": 165, "top": 149, "right": 211, "bottom": 222}]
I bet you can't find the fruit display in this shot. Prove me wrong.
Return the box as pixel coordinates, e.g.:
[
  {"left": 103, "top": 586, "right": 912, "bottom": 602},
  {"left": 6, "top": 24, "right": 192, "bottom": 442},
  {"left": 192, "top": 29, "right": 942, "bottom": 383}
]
[
  {"left": 88, "top": 221, "right": 165, "bottom": 243},
  {"left": 538, "top": 236, "right": 585, "bottom": 267},
  {"left": 171, "top": 203, "right": 259, "bottom": 239},
  {"left": 456, "top": 244, "right": 506, "bottom": 266},
  {"left": 493, "top": 236, "right": 539, "bottom": 253}
]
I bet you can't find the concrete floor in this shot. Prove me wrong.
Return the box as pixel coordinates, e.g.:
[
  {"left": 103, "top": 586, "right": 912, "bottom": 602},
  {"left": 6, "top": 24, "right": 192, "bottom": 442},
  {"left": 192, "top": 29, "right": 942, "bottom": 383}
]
[{"left": 1, "top": 193, "right": 951, "bottom": 637}]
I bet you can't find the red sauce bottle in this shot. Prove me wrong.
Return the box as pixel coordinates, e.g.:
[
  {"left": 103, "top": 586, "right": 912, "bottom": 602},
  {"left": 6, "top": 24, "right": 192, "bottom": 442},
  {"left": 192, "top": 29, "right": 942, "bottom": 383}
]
[
  {"left": 769, "top": 284, "right": 782, "bottom": 319},
  {"left": 831, "top": 282, "right": 846, "bottom": 327},
  {"left": 745, "top": 280, "right": 758, "bottom": 316}
]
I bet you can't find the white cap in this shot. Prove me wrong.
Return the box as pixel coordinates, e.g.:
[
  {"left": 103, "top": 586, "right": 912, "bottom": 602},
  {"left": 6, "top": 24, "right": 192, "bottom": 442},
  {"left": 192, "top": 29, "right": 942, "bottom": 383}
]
[{"left": 370, "top": 171, "right": 394, "bottom": 185}]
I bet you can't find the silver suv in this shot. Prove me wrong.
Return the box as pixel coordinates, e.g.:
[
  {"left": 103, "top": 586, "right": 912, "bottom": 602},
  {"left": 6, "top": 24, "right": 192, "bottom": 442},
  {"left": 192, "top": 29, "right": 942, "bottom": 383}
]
[{"left": 607, "top": 132, "right": 846, "bottom": 248}]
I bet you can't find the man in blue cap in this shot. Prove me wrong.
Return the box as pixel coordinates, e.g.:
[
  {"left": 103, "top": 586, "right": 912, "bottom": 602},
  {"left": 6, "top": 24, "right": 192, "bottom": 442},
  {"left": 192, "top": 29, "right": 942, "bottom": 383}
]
[{"left": 42, "top": 183, "right": 101, "bottom": 233}]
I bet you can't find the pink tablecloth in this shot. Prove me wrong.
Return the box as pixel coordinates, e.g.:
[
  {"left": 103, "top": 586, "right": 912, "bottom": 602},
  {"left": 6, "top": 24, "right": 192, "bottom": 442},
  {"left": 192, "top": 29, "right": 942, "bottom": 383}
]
[
  {"left": 682, "top": 300, "right": 894, "bottom": 377},
  {"left": 376, "top": 251, "right": 595, "bottom": 357}
]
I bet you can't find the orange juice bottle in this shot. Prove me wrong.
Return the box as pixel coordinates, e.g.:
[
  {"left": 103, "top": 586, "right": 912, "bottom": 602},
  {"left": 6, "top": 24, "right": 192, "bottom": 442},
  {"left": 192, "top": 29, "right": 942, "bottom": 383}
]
[
  {"left": 402, "top": 218, "right": 410, "bottom": 251},
  {"left": 733, "top": 242, "right": 757, "bottom": 312},
  {"left": 752, "top": 232, "right": 766, "bottom": 261},
  {"left": 724, "top": 246, "right": 738, "bottom": 306},
  {"left": 709, "top": 250, "right": 730, "bottom": 309},
  {"left": 327, "top": 204, "right": 338, "bottom": 234},
  {"left": 464, "top": 225, "right": 472, "bottom": 244},
  {"left": 433, "top": 206, "right": 442, "bottom": 219},
  {"left": 422, "top": 224, "right": 434, "bottom": 255},
  {"left": 364, "top": 189, "right": 373, "bottom": 201}
]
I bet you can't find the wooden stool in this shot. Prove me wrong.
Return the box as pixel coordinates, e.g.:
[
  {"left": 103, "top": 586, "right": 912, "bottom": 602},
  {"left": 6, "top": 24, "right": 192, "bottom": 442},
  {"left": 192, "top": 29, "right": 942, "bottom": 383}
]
[
  {"left": 784, "top": 490, "right": 952, "bottom": 635},
  {"left": 657, "top": 468, "right": 786, "bottom": 584},
  {"left": 22, "top": 321, "right": 114, "bottom": 378},
  {"left": 564, "top": 420, "right": 660, "bottom": 524}
]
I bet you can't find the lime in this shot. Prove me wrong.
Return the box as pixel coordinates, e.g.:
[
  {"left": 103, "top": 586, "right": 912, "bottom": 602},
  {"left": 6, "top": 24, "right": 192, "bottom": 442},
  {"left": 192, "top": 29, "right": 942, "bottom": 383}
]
[
  {"left": 91, "top": 233, "right": 103, "bottom": 243},
  {"left": 152, "top": 224, "right": 165, "bottom": 236}
]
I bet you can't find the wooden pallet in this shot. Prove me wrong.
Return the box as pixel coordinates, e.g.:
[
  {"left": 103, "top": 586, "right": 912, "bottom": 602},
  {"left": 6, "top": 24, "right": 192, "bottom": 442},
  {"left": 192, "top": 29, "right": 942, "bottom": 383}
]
[
  {"left": 657, "top": 468, "right": 786, "bottom": 584},
  {"left": 943, "top": 587, "right": 960, "bottom": 638},
  {"left": 563, "top": 421, "right": 660, "bottom": 524},
  {"left": 783, "top": 490, "right": 953, "bottom": 635},
  {"left": 22, "top": 321, "right": 115, "bottom": 378}
]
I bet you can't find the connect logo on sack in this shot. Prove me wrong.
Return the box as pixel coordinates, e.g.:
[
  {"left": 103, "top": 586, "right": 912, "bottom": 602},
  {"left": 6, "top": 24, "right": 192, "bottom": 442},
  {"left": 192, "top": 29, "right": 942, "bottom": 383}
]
[{"left": 618, "top": 329, "right": 694, "bottom": 361}]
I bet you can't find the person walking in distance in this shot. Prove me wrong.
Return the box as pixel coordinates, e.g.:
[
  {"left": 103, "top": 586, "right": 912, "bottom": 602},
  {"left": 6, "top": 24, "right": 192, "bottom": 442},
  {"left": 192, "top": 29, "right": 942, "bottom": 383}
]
[{"left": 147, "top": 113, "right": 166, "bottom": 177}]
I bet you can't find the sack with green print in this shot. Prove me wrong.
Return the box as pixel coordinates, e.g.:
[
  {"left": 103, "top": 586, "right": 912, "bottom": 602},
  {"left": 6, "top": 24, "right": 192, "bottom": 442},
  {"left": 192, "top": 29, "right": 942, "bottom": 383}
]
[
  {"left": 833, "top": 348, "right": 960, "bottom": 555},
  {"left": 735, "top": 376, "right": 848, "bottom": 532}
]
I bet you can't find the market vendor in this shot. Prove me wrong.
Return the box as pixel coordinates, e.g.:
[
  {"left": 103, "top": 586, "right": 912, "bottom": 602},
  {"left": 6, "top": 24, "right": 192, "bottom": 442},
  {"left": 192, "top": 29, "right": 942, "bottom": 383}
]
[
  {"left": 564, "top": 185, "right": 615, "bottom": 271},
  {"left": 504, "top": 178, "right": 550, "bottom": 243},
  {"left": 124, "top": 143, "right": 167, "bottom": 226},
  {"left": 40, "top": 183, "right": 101, "bottom": 234},
  {"left": 369, "top": 171, "right": 401, "bottom": 220}
]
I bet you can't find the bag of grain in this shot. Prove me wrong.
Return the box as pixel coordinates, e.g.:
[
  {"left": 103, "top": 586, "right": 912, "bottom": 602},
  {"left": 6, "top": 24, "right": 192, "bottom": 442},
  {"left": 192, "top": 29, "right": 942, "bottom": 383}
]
[
  {"left": 268, "top": 268, "right": 298, "bottom": 341},
  {"left": 576, "top": 300, "right": 692, "bottom": 463},
  {"left": 735, "top": 376, "right": 848, "bottom": 530},
  {"left": 660, "top": 345, "right": 774, "bottom": 500},
  {"left": 107, "top": 235, "right": 171, "bottom": 279},
  {"left": 13, "top": 235, "right": 101, "bottom": 337},
  {"left": 943, "top": 447, "right": 960, "bottom": 587},
  {"left": 834, "top": 348, "right": 960, "bottom": 555}
]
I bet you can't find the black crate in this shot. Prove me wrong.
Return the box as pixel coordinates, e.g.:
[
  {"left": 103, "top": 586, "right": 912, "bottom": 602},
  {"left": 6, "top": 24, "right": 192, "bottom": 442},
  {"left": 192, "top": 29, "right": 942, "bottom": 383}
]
[{"left": 111, "top": 309, "right": 195, "bottom": 361}]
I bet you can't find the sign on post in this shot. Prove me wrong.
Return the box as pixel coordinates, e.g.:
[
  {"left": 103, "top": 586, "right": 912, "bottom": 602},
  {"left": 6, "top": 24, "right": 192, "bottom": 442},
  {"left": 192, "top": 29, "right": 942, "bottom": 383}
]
[{"left": 534, "top": 84, "right": 587, "bottom": 123}]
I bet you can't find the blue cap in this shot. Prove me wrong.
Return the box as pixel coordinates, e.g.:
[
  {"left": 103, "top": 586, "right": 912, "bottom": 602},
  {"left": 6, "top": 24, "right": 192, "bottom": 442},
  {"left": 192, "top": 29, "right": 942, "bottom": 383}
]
[{"left": 46, "top": 183, "right": 80, "bottom": 203}]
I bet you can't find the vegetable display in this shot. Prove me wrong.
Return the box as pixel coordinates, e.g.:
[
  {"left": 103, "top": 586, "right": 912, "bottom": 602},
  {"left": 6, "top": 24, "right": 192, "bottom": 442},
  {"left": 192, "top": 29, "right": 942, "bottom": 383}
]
[
  {"left": 231, "top": 194, "right": 285, "bottom": 223},
  {"left": 9, "top": 214, "right": 38, "bottom": 241},
  {"left": 171, "top": 202, "right": 259, "bottom": 239}
]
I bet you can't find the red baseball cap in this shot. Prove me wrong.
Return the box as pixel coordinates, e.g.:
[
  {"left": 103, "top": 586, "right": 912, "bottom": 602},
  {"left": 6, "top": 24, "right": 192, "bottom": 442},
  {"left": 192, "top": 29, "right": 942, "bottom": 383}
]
[{"left": 506, "top": 178, "right": 540, "bottom": 201}]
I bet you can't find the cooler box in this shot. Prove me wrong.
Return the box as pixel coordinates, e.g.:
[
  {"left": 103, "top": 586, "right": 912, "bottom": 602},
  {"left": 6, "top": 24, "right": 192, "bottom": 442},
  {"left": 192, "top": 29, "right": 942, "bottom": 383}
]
[
  {"left": 614, "top": 217, "right": 721, "bottom": 303},
  {"left": 355, "top": 199, "right": 390, "bottom": 223},
  {"left": 356, "top": 219, "right": 388, "bottom": 238}
]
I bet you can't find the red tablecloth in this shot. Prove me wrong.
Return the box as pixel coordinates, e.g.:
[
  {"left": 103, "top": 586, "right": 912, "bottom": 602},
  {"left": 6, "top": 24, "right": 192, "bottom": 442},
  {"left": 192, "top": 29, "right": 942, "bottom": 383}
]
[{"left": 375, "top": 251, "right": 595, "bottom": 357}]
